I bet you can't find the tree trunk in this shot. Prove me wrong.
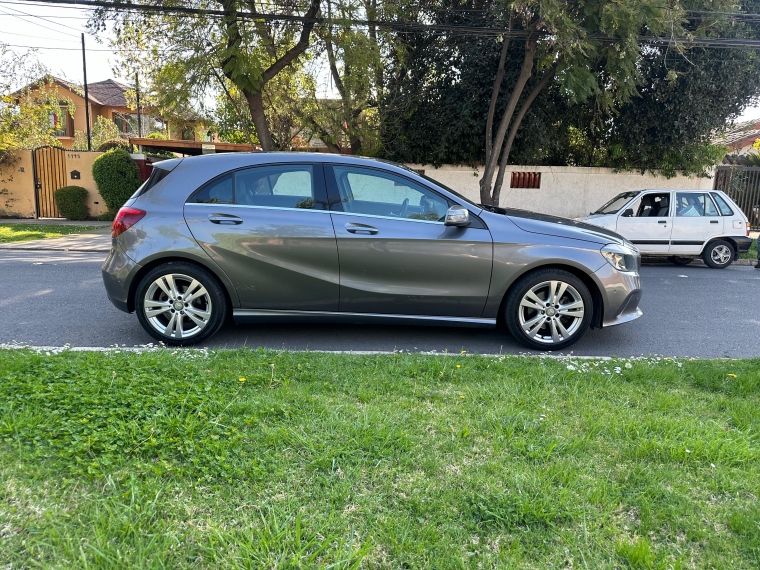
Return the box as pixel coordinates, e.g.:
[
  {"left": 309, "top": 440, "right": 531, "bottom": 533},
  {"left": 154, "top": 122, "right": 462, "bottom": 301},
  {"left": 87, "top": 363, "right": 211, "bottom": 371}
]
[
  {"left": 492, "top": 65, "right": 557, "bottom": 205},
  {"left": 485, "top": 34, "right": 510, "bottom": 168},
  {"left": 479, "top": 37, "right": 536, "bottom": 205},
  {"left": 245, "top": 91, "right": 275, "bottom": 151}
]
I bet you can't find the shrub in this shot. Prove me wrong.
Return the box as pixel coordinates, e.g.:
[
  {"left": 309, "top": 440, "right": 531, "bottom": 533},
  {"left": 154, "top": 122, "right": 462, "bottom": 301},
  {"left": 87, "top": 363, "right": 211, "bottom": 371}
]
[
  {"left": 54, "top": 185, "right": 89, "bottom": 220},
  {"left": 97, "top": 138, "right": 132, "bottom": 152},
  {"left": 146, "top": 131, "right": 168, "bottom": 140},
  {"left": 92, "top": 148, "right": 142, "bottom": 214}
]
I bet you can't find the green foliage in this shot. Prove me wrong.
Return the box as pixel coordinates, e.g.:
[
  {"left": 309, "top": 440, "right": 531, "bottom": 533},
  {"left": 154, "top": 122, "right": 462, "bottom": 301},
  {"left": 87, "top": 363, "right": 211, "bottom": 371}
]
[
  {"left": 146, "top": 131, "right": 167, "bottom": 140},
  {"left": 73, "top": 115, "right": 121, "bottom": 151},
  {"left": 1, "top": 46, "right": 72, "bottom": 169},
  {"left": 0, "top": 350, "right": 759, "bottom": 567},
  {"left": 92, "top": 148, "right": 141, "bottom": 213},
  {"left": 0, "top": 224, "right": 101, "bottom": 243},
  {"left": 96, "top": 138, "right": 131, "bottom": 152},
  {"left": 53, "top": 185, "right": 89, "bottom": 221}
]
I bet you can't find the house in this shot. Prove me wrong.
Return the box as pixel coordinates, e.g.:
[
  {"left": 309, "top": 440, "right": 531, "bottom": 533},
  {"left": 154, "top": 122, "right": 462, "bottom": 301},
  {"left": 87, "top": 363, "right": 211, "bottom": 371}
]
[
  {"left": 712, "top": 118, "right": 760, "bottom": 156},
  {"left": 16, "top": 76, "right": 215, "bottom": 149}
]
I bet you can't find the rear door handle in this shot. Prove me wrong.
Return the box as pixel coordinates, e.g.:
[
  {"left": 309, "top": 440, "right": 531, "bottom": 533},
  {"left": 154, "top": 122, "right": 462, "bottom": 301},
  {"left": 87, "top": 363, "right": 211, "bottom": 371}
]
[
  {"left": 710, "top": 220, "right": 719, "bottom": 224},
  {"left": 345, "top": 222, "right": 378, "bottom": 235},
  {"left": 658, "top": 220, "right": 667, "bottom": 224},
  {"left": 209, "top": 214, "right": 243, "bottom": 225}
]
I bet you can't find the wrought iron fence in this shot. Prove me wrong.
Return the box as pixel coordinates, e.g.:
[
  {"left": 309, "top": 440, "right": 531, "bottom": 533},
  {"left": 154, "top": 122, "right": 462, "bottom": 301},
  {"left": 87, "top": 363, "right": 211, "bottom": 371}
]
[{"left": 713, "top": 165, "right": 760, "bottom": 230}]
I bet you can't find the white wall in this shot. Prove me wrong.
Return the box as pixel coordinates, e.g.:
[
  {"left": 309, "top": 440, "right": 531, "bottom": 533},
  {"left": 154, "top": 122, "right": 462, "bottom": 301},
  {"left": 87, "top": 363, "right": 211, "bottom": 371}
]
[{"left": 407, "top": 164, "right": 714, "bottom": 219}]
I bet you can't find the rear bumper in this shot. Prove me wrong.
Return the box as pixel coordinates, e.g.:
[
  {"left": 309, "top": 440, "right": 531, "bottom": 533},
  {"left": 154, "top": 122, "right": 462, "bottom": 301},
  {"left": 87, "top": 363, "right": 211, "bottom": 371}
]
[
  {"left": 101, "top": 243, "right": 140, "bottom": 313},
  {"left": 730, "top": 236, "right": 753, "bottom": 254}
]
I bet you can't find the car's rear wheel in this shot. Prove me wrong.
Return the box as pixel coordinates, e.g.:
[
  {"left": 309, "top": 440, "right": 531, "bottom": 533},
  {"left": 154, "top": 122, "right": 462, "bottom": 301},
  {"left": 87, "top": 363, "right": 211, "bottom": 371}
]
[
  {"left": 504, "top": 269, "right": 593, "bottom": 351},
  {"left": 702, "top": 240, "right": 734, "bottom": 269},
  {"left": 135, "top": 261, "right": 228, "bottom": 346},
  {"left": 669, "top": 256, "right": 693, "bottom": 266}
]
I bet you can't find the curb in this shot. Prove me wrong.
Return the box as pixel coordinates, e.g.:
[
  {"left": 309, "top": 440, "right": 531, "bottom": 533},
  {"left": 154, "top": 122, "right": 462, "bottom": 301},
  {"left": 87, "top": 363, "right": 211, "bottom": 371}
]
[{"left": 642, "top": 257, "right": 757, "bottom": 267}]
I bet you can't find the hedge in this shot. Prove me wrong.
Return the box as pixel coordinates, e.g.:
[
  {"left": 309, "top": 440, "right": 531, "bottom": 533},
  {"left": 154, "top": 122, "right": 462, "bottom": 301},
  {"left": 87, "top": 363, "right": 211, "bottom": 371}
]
[
  {"left": 54, "top": 186, "right": 89, "bottom": 220},
  {"left": 97, "top": 139, "right": 132, "bottom": 152},
  {"left": 92, "top": 148, "right": 142, "bottom": 214}
]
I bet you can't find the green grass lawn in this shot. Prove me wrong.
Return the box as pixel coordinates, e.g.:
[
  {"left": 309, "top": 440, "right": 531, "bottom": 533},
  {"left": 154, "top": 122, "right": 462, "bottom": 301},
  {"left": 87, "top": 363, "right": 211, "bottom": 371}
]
[
  {"left": 1, "top": 349, "right": 758, "bottom": 568},
  {"left": 0, "top": 224, "right": 104, "bottom": 243}
]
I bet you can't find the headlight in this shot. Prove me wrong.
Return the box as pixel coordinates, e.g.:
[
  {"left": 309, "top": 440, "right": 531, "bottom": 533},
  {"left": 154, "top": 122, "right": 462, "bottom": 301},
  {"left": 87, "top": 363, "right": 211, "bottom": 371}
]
[{"left": 601, "top": 244, "right": 639, "bottom": 272}]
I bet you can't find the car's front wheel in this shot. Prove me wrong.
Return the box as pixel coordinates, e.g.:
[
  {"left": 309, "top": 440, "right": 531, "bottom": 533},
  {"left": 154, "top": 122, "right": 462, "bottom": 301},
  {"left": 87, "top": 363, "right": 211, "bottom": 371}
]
[
  {"left": 702, "top": 240, "right": 734, "bottom": 269},
  {"left": 504, "top": 269, "right": 593, "bottom": 351},
  {"left": 135, "top": 261, "right": 228, "bottom": 346}
]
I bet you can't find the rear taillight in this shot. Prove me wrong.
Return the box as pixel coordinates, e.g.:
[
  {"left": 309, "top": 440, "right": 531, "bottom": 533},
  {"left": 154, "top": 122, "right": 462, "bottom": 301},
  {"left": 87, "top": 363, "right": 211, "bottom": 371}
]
[
  {"left": 112, "top": 207, "right": 146, "bottom": 238},
  {"left": 747, "top": 222, "right": 751, "bottom": 237}
]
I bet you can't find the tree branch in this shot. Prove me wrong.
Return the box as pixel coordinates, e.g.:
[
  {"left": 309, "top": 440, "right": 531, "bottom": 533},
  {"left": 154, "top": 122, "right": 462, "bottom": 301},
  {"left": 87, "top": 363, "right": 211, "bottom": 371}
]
[{"left": 261, "top": 0, "right": 322, "bottom": 84}]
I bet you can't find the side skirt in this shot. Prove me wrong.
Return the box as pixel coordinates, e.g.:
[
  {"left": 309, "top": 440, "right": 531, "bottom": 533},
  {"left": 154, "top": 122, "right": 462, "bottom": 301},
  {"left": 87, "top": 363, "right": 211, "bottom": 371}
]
[{"left": 233, "top": 309, "right": 497, "bottom": 328}]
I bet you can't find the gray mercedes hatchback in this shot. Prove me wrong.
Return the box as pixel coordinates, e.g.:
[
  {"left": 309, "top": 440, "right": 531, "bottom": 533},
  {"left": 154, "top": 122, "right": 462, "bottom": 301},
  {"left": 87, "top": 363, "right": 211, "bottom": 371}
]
[{"left": 102, "top": 153, "right": 642, "bottom": 350}]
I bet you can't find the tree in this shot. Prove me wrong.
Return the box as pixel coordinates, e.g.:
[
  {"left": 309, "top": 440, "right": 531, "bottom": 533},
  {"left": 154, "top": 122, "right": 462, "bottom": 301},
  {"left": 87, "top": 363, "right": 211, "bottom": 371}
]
[
  {"left": 73, "top": 115, "right": 121, "bottom": 151},
  {"left": 92, "top": 0, "right": 321, "bottom": 152},
  {"left": 0, "top": 45, "right": 72, "bottom": 169}
]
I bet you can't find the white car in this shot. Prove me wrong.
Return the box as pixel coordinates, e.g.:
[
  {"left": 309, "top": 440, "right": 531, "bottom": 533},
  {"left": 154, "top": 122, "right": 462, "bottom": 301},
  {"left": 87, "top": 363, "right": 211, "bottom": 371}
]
[{"left": 580, "top": 189, "right": 752, "bottom": 268}]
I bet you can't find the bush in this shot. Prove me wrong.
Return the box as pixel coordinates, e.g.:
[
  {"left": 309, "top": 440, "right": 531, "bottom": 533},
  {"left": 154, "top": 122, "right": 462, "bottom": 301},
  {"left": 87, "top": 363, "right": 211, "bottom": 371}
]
[
  {"left": 92, "top": 148, "right": 142, "bottom": 214},
  {"left": 97, "top": 139, "right": 132, "bottom": 152},
  {"left": 53, "top": 186, "right": 89, "bottom": 221}
]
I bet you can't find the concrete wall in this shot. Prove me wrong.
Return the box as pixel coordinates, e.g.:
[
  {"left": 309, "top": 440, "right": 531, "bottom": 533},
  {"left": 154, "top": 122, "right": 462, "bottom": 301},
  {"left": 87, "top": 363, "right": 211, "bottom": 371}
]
[
  {"left": 64, "top": 151, "right": 108, "bottom": 217},
  {"left": 0, "top": 150, "right": 36, "bottom": 218},
  {"left": 0, "top": 150, "right": 107, "bottom": 219},
  {"left": 409, "top": 164, "right": 715, "bottom": 219}
]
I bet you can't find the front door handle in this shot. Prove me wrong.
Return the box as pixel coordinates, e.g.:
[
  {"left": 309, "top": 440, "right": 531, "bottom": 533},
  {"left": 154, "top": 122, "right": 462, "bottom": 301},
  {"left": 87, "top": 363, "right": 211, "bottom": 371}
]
[
  {"left": 710, "top": 220, "right": 719, "bottom": 224},
  {"left": 209, "top": 214, "right": 243, "bottom": 225},
  {"left": 658, "top": 220, "right": 667, "bottom": 224},
  {"left": 345, "top": 222, "right": 378, "bottom": 235}
]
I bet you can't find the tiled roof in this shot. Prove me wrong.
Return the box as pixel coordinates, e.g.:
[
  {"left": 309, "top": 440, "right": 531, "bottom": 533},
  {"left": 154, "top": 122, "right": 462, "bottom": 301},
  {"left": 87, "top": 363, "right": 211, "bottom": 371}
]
[
  {"left": 713, "top": 118, "right": 760, "bottom": 147},
  {"left": 86, "top": 79, "right": 131, "bottom": 107}
]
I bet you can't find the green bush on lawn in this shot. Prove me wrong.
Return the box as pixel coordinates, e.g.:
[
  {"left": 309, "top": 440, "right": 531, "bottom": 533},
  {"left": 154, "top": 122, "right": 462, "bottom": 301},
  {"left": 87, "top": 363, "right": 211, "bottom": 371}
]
[
  {"left": 53, "top": 185, "right": 89, "bottom": 220},
  {"left": 92, "top": 147, "right": 142, "bottom": 215},
  {"left": 96, "top": 138, "right": 132, "bottom": 152}
]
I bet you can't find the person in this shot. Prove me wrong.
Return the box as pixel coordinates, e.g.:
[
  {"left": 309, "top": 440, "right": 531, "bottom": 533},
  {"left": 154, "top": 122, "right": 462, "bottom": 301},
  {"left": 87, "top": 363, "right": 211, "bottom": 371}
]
[{"left": 756, "top": 239, "right": 760, "bottom": 269}]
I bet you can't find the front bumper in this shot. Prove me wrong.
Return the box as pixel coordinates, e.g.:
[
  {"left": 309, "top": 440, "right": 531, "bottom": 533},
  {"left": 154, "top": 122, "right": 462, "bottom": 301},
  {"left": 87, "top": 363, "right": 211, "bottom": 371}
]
[
  {"left": 593, "top": 263, "right": 643, "bottom": 327},
  {"left": 102, "top": 243, "right": 141, "bottom": 313}
]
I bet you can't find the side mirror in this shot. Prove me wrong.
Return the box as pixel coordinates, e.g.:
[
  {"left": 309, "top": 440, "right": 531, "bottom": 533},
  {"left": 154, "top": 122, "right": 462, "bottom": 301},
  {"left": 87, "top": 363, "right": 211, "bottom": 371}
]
[
  {"left": 622, "top": 208, "right": 634, "bottom": 218},
  {"left": 444, "top": 206, "right": 471, "bottom": 227}
]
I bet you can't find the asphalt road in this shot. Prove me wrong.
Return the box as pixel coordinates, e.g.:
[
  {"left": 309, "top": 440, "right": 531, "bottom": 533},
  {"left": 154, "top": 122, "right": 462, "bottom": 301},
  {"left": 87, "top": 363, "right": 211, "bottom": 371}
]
[{"left": 1, "top": 249, "right": 759, "bottom": 357}]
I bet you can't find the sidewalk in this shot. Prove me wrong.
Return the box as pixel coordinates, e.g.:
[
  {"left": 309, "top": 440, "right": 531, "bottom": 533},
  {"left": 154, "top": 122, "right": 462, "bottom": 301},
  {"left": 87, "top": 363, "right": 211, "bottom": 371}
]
[{"left": 0, "top": 227, "right": 112, "bottom": 253}]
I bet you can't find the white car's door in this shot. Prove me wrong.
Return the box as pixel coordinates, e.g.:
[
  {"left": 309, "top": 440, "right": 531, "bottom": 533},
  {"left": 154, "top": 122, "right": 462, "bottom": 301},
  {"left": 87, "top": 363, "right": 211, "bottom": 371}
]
[
  {"left": 615, "top": 191, "right": 673, "bottom": 253},
  {"left": 670, "top": 192, "right": 723, "bottom": 255}
]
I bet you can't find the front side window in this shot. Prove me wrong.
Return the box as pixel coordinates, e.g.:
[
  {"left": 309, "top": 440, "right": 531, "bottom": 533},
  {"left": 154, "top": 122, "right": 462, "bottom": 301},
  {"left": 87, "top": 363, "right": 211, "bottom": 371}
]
[
  {"left": 710, "top": 192, "right": 734, "bottom": 216},
  {"left": 331, "top": 165, "right": 449, "bottom": 222},
  {"left": 675, "top": 193, "right": 718, "bottom": 217},
  {"left": 623, "top": 192, "right": 671, "bottom": 218},
  {"left": 235, "top": 165, "right": 316, "bottom": 209}
]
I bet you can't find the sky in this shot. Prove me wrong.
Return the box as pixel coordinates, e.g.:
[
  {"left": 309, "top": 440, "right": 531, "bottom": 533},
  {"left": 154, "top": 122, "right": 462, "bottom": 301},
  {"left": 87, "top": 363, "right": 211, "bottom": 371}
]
[{"left": 2, "top": 0, "right": 760, "bottom": 123}]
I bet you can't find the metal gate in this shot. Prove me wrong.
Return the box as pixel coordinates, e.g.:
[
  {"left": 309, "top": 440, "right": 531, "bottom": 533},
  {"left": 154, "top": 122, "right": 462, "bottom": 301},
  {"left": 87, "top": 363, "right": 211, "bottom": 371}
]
[
  {"left": 32, "top": 146, "right": 67, "bottom": 218},
  {"left": 713, "top": 165, "right": 760, "bottom": 230}
]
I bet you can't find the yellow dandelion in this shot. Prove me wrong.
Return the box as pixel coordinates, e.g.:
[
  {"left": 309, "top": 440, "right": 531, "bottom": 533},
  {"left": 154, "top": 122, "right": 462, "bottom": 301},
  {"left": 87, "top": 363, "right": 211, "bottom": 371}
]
[
  {"left": 239, "top": 377, "right": 246, "bottom": 383},
  {"left": 461, "top": 350, "right": 467, "bottom": 354},
  {"left": 728, "top": 373, "right": 737, "bottom": 378},
  {"left": 460, "top": 395, "right": 465, "bottom": 399},
  {"left": 456, "top": 364, "right": 461, "bottom": 369}
]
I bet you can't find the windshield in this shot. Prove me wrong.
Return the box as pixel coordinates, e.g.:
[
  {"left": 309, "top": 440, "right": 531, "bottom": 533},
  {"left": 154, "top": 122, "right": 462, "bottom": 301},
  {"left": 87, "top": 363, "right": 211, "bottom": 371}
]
[{"left": 594, "top": 191, "right": 641, "bottom": 215}]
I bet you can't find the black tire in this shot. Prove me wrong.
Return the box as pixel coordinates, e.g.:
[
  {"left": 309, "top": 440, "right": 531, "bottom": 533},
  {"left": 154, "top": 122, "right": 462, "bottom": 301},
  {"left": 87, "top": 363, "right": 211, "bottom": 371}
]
[
  {"left": 702, "top": 240, "right": 734, "bottom": 269},
  {"left": 669, "top": 256, "right": 693, "bottom": 266},
  {"left": 504, "top": 268, "right": 593, "bottom": 351},
  {"left": 134, "top": 261, "right": 228, "bottom": 346}
]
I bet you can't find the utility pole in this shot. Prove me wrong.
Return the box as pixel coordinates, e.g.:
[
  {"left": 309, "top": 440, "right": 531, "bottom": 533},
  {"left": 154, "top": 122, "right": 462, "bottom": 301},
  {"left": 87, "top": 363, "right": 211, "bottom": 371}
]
[
  {"left": 81, "top": 33, "right": 92, "bottom": 151},
  {"left": 135, "top": 72, "right": 142, "bottom": 138}
]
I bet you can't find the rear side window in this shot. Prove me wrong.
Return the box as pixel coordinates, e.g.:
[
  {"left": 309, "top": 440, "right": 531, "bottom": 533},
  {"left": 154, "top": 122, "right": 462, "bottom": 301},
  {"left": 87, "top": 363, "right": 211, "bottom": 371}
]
[
  {"left": 235, "top": 165, "right": 316, "bottom": 209},
  {"left": 192, "top": 174, "right": 233, "bottom": 204},
  {"left": 710, "top": 193, "right": 734, "bottom": 216},
  {"left": 132, "top": 166, "right": 170, "bottom": 198}
]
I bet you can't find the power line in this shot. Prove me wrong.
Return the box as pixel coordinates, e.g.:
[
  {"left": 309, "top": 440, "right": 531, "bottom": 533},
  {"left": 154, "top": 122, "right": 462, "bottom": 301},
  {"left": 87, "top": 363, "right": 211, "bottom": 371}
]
[
  {"left": 2, "top": 1, "right": 83, "bottom": 31},
  {"left": 0, "top": 28, "right": 82, "bottom": 41}
]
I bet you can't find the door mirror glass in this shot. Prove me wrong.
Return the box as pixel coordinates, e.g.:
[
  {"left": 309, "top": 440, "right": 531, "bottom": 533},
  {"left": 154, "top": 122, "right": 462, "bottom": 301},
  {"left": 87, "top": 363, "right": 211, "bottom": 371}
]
[
  {"left": 622, "top": 208, "right": 634, "bottom": 217},
  {"left": 444, "top": 206, "right": 470, "bottom": 227}
]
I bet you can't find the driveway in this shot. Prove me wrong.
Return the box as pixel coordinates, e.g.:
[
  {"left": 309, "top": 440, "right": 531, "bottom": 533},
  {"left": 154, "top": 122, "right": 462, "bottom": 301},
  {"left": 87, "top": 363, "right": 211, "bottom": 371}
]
[{"left": 1, "top": 249, "right": 759, "bottom": 356}]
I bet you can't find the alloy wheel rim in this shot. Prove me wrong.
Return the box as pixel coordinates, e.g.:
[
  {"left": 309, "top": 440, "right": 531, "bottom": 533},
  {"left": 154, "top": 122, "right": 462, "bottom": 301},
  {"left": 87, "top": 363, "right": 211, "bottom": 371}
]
[
  {"left": 518, "top": 280, "right": 585, "bottom": 345},
  {"left": 143, "top": 273, "right": 212, "bottom": 339},
  {"left": 711, "top": 245, "right": 731, "bottom": 265}
]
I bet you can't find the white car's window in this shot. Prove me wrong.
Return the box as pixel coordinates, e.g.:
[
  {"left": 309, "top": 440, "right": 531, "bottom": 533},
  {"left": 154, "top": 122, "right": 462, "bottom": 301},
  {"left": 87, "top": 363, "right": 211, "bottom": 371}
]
[
  {"left": 675, "top": 193, "right": 718, "bottom": 217},
  {"left": 332, "top": 166, "right": 449, "bottom": 222},
  {"left": 622, "top": 192, "right": 670, "bottom": 217},
  {"left": 710, "top": 193, "right": 735, "bottom": 216}
]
